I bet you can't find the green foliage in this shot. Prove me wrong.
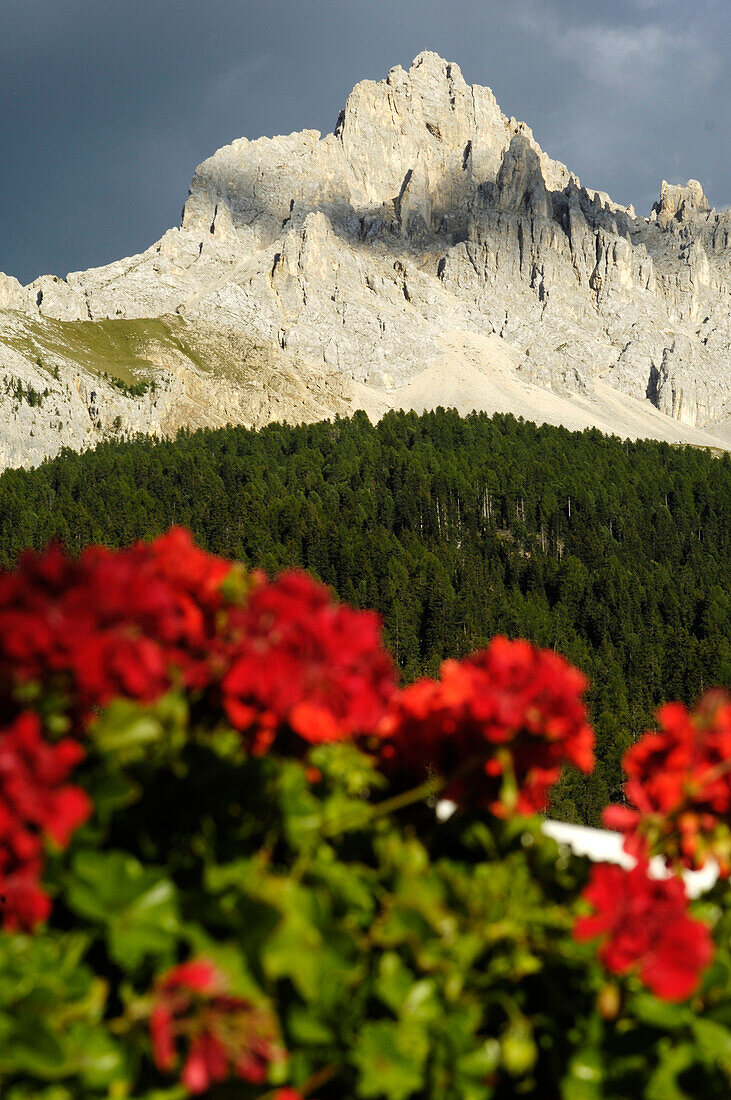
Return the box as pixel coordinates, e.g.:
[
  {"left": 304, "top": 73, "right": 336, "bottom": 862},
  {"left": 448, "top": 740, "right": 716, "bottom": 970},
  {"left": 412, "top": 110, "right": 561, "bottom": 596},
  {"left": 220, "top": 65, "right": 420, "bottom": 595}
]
[
  {"left": 65, "top": 851, "right": 181, "bottom": 970},
  {"left": 3, "top": 376, "right": 49, "bottom": 407},
  {"left": 2, "top": 697, "right": 731, "bottom": 1098},
  {"left": 0, "top": 932, "right": 125, "bottom": 1088},
  {"left": 99, "top": 370, "right": 157, "bottom": 398}
]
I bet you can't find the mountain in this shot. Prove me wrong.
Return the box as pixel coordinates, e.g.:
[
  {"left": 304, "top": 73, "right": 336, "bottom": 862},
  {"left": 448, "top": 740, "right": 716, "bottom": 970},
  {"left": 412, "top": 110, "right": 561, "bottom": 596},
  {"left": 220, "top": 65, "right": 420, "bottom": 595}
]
[{"left": 1, "top": 51, "right": 729, "bottom": 469}]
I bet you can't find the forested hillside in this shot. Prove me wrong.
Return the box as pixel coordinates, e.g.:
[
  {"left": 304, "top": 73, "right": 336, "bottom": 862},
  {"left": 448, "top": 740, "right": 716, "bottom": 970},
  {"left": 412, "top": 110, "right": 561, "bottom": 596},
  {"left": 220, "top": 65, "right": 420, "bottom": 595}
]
[{"left": 1, "top": 410, "right": 728, "bottom": 824}]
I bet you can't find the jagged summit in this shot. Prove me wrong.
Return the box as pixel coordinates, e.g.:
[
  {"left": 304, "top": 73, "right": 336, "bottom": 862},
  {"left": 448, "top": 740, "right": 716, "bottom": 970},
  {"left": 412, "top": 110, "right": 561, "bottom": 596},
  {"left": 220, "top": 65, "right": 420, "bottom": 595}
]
[
  {"left": 651, "top": 179, "right": 712, "bottom": 224},
  {"left": 0, "top": 53, "right": 729, "bottom": 468}
]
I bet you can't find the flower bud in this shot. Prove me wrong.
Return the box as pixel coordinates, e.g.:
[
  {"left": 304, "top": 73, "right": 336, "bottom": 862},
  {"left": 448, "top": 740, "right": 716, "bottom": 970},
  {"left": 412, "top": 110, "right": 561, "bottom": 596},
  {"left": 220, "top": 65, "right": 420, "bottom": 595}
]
[
  {"left": 500, "top": 1025, "right": 538, "bottom": 1076},
  {"left": 597, "top": 983, "right": 621, "bottom": 1019}
]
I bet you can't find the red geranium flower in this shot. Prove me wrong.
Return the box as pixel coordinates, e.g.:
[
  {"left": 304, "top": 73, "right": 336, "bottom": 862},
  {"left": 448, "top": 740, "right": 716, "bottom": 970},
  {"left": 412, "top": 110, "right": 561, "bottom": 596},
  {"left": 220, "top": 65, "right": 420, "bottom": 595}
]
[
  {"left": 149, "top": 959, "right": 286, "bottom": 1094},
  {"left": 0, "top": 529, "right": 235, "bottom": 719},
  {"left": 604, "top": 691, "right": 731, "bottom": 872},
  {"left": 222, "top": 570, "right": 396, "bottom": 751},
  {"left": 380, "top": 637, "right": 594, "bottom": 815},
  {"left": 574, "top": 862, "right": 713, "bottom": 1001},
  {"left": 0, "top": 711, "right": 91, "bottom": 930},
  {"left": 0, "top": 868, "right": 52, "bottom": 932}
]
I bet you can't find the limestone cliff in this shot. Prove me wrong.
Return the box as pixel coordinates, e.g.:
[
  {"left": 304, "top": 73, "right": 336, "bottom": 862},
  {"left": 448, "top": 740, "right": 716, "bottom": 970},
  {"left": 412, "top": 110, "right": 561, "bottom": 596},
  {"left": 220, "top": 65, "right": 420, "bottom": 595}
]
[{"left": 1, "top": 51, "right": 729, "bottom": 468}]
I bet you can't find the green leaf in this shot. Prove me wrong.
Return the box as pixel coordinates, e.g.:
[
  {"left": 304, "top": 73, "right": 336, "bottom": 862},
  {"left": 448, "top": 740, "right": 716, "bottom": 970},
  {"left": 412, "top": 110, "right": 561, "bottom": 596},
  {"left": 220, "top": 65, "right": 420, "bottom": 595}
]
[
  {"left": 262, "top": 913, "right": 322, "bottom": 1000},
  {"left": 275, "top": 759, "right": 323, "bottom": 849},
  {"left": 0, "top": 932, "right": 90, "bottom": 1008},
  {"left": 61, "top": 1023, "right": 127, "bottom": 1087},
  {"left": 85, "top": 766, "right": 141, "bottom": 824},
  {"left": 630, "top": 993, "right": 692, "bottom": 1031},
  {"left": 375, "top": 954, "right": 441, "bottom": 1025},
  {"left": 352, "top": 1019, "right": 429, "bottom": 1100},
  {"left": 204, "top": 857, "right": 258, "bottom": 894},
  {"left": 4, "top": 1087, "right": 75, "bottom": 1100},
  {"left": 402, "top": 979, "right": 441, "bottom": 1024},
  {"left": 455, "top": 1039, "right": 501, "bottom": 1079},
  {"left": 691, "top": 1017, "right": 731, "bottom": 1067},
  {"left": 645, "top": 1041, "right": 696, "bottom": 1100},
  {"left": 562, "top": 1047, "right": 604, "bottom": 1100},
  {"left": 376, "top": 953, "right": 415, "bottom": 1014},
  {"left": 262, "top": 912, "right": 356, "bottom": 1007},
  {"left": 287, "top": 1004, "right": 335, "bottom": 1045},
  {"left": 309, "top": 741, "right": 386, "bottom": 797},
  {"left": 311, "top": 855, "right": 377, "bottom": 918},
  {"left": 88, "top": 692, "right": 188, "bottom": 764},
  {"left": 0, "top": 932, "right": 125, "bottom": 1088},
  {"left": 4, "top": 1019, "right": 66, "bottom": 1074},
  {"left": 66, "top": 851, "right": 180, "bottom": 969}
]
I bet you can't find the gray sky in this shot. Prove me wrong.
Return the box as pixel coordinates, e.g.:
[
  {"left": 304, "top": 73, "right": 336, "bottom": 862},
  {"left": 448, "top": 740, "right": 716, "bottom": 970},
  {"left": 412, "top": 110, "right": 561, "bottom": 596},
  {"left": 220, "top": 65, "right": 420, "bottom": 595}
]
[{"left": 2, "top": 0, "right": 728, "bottom": 284}]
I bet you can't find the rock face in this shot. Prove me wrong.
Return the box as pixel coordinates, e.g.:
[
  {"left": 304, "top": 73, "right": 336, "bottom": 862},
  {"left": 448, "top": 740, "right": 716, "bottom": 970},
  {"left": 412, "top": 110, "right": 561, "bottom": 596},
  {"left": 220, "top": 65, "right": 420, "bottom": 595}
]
[{"left": 1, "top": 51, "right": 729, "bottom": 468}]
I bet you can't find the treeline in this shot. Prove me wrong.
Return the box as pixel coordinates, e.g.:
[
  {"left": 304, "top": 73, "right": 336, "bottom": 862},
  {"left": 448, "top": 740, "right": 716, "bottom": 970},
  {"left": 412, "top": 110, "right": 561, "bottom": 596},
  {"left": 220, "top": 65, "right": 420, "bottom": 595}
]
[{"left": 1, "top": 410, "right": 728, "bottom": 825}]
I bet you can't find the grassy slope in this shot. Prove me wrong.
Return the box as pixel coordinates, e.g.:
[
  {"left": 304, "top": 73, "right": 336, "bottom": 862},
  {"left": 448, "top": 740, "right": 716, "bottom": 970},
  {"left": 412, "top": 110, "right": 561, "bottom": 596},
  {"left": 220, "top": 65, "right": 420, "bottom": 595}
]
[{"left": 0, "top": 315, "right": 211, "bottom": 384}]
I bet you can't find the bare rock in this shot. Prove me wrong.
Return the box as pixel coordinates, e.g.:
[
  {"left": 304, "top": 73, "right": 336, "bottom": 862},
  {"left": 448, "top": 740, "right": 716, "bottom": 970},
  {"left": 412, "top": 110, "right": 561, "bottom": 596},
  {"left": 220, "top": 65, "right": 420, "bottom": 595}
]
[
  {"left": 651, "top": 179, "right": 711, "bottom": 225},
  {"left": 0, "top": 273, "right": 27, "bottom": 310}
]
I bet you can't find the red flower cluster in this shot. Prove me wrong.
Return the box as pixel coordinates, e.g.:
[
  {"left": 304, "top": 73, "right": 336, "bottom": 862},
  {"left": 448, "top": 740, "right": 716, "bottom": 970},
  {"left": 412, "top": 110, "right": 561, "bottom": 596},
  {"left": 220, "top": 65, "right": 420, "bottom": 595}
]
[
  {"left": 379, "top": 638, "right": 594, "bottom": 814},
  {"left": 150, "top": 959, "right": 286, "bottom": 1094},
  {"left": 604, "top": 691, "right": 731, "bottom": 873},
  {"left": 0, "top": 532, "right": 398, "bottom": 931},
  {"left": 0, "top": 711, "right": 91, "bottom": 931},
  {"left": 0, "top": 528, "right": 233, "bottom": 717},
  {"left": 0, "top": 532, "right": 395, "bottom": 755},
  {"left": 574, "top": 862, "right": 713, "bottom": 1001},
  {"left": 222, "top": 570, "right": 396, "bottom": 752}
]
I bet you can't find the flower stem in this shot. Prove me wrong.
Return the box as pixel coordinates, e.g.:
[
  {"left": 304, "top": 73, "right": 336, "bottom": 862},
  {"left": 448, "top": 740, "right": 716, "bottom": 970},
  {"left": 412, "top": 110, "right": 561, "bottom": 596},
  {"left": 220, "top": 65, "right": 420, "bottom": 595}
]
[
  {"left": 257, "top": 1062, "right": 339, "bottom": 1098},
  {"left": 321, "top": 774, "right": 445, "bottom": 837}
]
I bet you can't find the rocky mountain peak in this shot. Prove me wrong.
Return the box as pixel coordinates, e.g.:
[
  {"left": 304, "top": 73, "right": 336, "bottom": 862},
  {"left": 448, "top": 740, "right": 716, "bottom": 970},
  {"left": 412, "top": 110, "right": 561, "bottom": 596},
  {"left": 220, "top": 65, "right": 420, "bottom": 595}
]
[
  {"left": 493, "top": 133, "right": 550, "bottom": 218},
  {"left": 652, "top": 179, "right": 712, "bottom": 225},
  {"left": 0, "top": 273, "right": 25, "bottom": 311},
  {"left": 0, "top": 53, "right": 729, "bottom": 469}
]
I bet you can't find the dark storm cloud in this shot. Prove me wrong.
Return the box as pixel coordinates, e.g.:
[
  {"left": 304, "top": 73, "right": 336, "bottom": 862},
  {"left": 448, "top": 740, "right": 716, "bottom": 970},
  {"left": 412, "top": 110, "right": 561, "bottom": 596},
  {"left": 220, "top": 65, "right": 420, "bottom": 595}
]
[{"left": 1, "top": 0, "right": 728, "bottom": 283}]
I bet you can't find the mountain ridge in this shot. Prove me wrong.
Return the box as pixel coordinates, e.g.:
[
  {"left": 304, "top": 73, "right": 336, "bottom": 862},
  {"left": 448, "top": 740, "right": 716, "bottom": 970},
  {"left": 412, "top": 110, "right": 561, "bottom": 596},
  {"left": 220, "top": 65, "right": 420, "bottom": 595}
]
[{"left": 1, "top": 51, "right": 729, "bottom": 468}]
